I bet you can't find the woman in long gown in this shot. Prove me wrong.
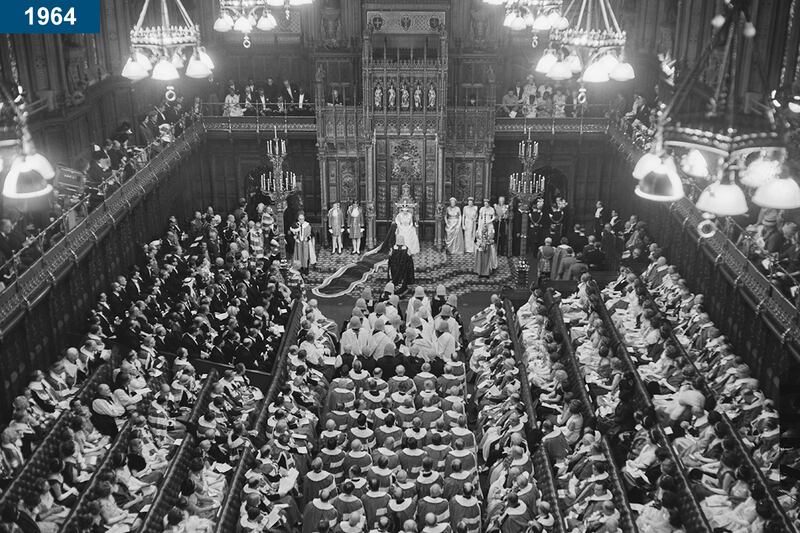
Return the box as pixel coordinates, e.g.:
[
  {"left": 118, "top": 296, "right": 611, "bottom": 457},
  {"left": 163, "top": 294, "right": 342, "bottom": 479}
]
[
  {"left": 475, "top": 199, "right": 498, "bottom": 277},
  {"left": 395, "top": 207, "right": 420, "bottom": 255},
  {"left": 445, "top": 198, "right": 465, "bottom": 254},
  {"left": 388, "top": 235, "right": 415, "bottom": 294},
  {"left": 463, "top": 198, "right": 478, "bottom": 253}
]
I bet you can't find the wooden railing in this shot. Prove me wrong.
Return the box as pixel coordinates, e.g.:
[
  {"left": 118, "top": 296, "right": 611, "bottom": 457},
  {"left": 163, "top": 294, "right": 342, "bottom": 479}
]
[
  {"left": 505, "top": 299, "right": 566, "bottom": 533},
  {"left": 544, "top": 289, "right": 639, "bottom": 533}
]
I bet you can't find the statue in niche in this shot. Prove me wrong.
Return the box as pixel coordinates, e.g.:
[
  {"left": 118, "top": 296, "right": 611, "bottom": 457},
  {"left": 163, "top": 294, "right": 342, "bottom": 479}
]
[
  {"left": 470, "top": 7, "right": 489, "bottom": 49},
  {"left": 321, "top": 0, "right": 342, "bottom": 49},
  {"left": 427, "top": 82, "right": 437, "bottom": 110},
  {"left": 400, "top": 82, "right": 411, "bottom": 110},
  {"left": 374, "top": 81, "right": 383, "bottom": 109},
  {"left": 387, "top": 81, "right": 397, "bottom": 109},
  {"left": 413, "top": 82, "right": 423, "bottom": 110}
]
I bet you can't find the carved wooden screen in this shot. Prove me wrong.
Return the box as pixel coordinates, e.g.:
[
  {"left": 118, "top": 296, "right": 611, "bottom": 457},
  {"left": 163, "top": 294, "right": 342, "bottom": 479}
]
[{"left": 375, "top": 137, "right": 437, "bottom": 241}]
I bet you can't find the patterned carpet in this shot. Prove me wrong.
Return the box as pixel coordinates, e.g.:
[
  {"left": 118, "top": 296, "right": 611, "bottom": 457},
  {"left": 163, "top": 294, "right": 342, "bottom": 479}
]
[{"left": 308, "top": 244, "right": 517, "bottom": 299}]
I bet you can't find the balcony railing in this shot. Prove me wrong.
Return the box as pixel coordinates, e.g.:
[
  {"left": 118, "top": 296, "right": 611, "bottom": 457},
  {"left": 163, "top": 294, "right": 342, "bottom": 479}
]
[
  {"left": 608, "top": 121, "right": 800, "bottom": 344},
  {"left": 0, "top": 122, "right": 204, "bottom": 333}
]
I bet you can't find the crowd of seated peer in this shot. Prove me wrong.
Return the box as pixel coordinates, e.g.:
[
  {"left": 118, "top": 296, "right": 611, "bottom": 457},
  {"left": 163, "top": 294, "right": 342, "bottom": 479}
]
[
  {"left": 598, "top": 253, "right": 789, "bottom": 531},
  {"left": 514, "top": 289, "right": 626, "bottom": 533},
  {"left": 617, "top": 238, "right": 797, "bottom": 529},
  {"left": 228, "top": 285, "right": 556, "bottom": 533},
  {"left": 93, "top": 204, "right": 293, "bottom": 373}
]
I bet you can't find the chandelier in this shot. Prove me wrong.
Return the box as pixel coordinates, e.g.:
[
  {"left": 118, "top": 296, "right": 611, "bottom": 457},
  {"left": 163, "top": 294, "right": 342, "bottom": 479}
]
[
  {"left": 484, "top": 0, "right": 568, "bottom": 33},
  {"left": 215, "top": 0, "right": 314, "bottom": 48},
  {"left": 535, "top": 0, "right": 633, "bottom": 83},
  {"left": 633, "top": 0, "right": 798, "bottom": 217},
  {"left": 122, "top": 0, "right": 214, "bottom": 81},
  {"left": 0, "top": 84, "right": 54, "bottom": 200}
]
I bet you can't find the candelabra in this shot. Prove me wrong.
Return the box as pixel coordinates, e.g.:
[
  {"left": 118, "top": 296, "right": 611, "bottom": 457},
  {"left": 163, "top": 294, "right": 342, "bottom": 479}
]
[
  {"left": 509, "top": 131, "right": 545, "bottom": 263},
  {"left": 261, "top": 127, "right": 296, "bottom": 257}
]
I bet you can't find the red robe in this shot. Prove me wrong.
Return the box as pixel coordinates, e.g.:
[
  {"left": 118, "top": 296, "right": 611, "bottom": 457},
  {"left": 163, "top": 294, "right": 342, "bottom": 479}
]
[
  {"left": 417, "top": 496, "right": 450, "bottom": 528},
  {"left": 414, "top": 470, "right": 444, "bottom": 499},
  {"left": 361, "top": 490, "right": 391, "bottom": 529},
  {"left": 320, "top": 447, "right": 346, "bottom": 481},
  {"left": 449, "top": 495, "right": 482, "bottom": 533},
  {"left": 304, "top": 470, "right": 337, "bottom": 505},
  {"left": 388, "top": 498, "right": 416, "bottom": 532},
  {"left": 423, "top": 444, "right": 451, "bottom": 471},
  {"left": 343, "top": 450, "right": 373, "bottom": 475},
  {"left": 332, "top": 493, "right": 364, "bottom": 521},
  {"left": 399, "top": 448, "right": 426, "bottom": 476},
  {"left": 499, "top": 502, "right": 530, "bottom": 533},
  {"left": 302, "top": 499, "right": 339, "bottom": 533}
]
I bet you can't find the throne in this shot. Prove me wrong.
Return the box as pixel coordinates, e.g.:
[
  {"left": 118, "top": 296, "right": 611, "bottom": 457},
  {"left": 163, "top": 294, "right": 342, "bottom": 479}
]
[{"left": 393, "top": 182, "right": 419, "bottom": 223}]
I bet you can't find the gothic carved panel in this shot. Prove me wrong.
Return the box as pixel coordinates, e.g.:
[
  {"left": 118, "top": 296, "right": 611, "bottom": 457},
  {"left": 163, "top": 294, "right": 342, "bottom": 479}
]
[{"left": 366, "top": 11, "right": 445, "bottom": 34}]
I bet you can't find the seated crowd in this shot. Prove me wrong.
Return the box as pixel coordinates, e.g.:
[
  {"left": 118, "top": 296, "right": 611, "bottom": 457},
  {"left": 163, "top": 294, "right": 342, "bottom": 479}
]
[
  {"left": 229, "top": 285, "right": 560, "bottom": 533},
  {"left": 0, "top": 90, "right": 193, "bottom": 292},
  {"left": 0, "top": 198, "right": 299, "bottom": 532},
  {"left": 515, "top": 290, "right": 627, "bottom": 533},
  {"left": 594, "top": 230, "right": 793, "bottom": 531}
]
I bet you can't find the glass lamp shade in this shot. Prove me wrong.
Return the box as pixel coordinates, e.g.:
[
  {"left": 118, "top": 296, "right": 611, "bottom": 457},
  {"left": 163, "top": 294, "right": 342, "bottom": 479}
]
[
  {"left": 610, "top": 61, "right": 635, "bottom": 81},
  {"left": 198, "top": 49, "right": 215, "bottom": 70},
  {"left": 291, "top": 0, "right": 313, "bottom": 5},
  {"left": 134, "top": 50, "right": 153, "bottom": 72},
  {"left": 535, "top": 50, "right": 557, "bottom": 74},
  {"left": 789, "top": 101, "right": 800, "bottom": 113},
  {"left": 3, "top": 153, "right": 55, "bottom": 199},
  {"left": 565, "top": 52, "right": 582, "bottom": 73},
  {"left": 632, "top": 152, "right": 664, "bottom": 180},
  {"left": 546, "top": 60, "right": 573, "bottom": 81},
  {"left": 267, "top": 0, "right": 284, "bottom": 5},
  {"left": 171, "top": 52, "right": 185, "bottom": 69},
  {"left": 752, "top": 178, "right": 800, "bottom": 209},
  {"left": 257, "top": 12, "right": 277, "bottom": 30},
  {"left": 509, "top": 14, "right": 528, "bottom": 31},
  {"left": 214, "top": 13, "right": 234, "bottom": 32},
  {"left": 186, "top": 54, "right": 212, "bottom": 79},
  {"left": 740, "top": 157, "right": 781, "bottom": 188},
  {"left": 681, "top": 149, "right": 709, "bottom": 178},
  {"left": 122, "top": 57, "right": 149, "bottom": 80},
  {"left": 582, "top": 59, "right": 610, "bottom": 82},
  {"left": 234, "top": 15, "right": 253, "bottom": 33},
  {"left": 503, "top": 11, "right": 517, "bottom": 27},
  {"left": 483, "top": 0, "right": 505, "bottom": 5},
  {"left": 695, "top": 181, "right": 748, "bottom": 216},
  {"left": 532, "top": 13, "right": 552, "bottom": 31},
  {"left": 635, "top": 158, "right": 685, "bottom": 202},
  {"left": 152, "top": 58, "right": 180, "bottom": 81},
  {"left": 598, "top": 53, "right": 619, "bottom": 74},
  {"left": 522, "top": 11, "right": 535, "bottom": 27},
  {"left": 552, "top": 14, "right": 569, "bottom": 30}
]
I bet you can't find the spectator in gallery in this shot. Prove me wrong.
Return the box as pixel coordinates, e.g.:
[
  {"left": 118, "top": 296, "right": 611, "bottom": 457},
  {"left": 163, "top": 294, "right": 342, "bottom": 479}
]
[{"left": 501, "top": 87, "right": 520, "bottom": 117}]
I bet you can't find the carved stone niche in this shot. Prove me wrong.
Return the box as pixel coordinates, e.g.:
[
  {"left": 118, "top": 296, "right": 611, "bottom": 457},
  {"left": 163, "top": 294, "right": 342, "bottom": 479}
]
[{"left": 321, "top": 0, "right": 342, "bottom": 49}]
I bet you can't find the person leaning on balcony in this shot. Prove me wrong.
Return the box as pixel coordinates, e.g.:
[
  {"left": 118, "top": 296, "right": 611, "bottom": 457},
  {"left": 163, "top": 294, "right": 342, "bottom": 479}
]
[{"left": 501, "top": 88, "right": 521, "bottom": 117}]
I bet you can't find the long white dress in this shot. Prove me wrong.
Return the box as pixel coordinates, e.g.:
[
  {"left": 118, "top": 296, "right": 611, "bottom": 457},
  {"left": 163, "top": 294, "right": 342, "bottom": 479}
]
[
  {"left": 395, "top": 210, "right": 420, "bottom": 255},
  {"left": 463, "top": 205, "right": 478, "bottom": 253}
]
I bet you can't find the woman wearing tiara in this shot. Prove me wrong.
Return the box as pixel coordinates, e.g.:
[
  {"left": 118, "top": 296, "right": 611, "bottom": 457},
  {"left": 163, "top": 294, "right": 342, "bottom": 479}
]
[
  {"left": 444, "top": 197, "right": 465, "bottom": 254},
  {"left": 394, "top": 206, "right": 420, "bottom": 255},
  {"left": 475, "top": 199, "right": 498, "bottom": 277}
]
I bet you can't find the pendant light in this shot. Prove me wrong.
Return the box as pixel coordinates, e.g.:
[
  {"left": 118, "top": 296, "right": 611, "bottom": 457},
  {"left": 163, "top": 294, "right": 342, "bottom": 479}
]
[
  {"left": 695, "top": 167, "right": 748, "bottom": 216},
  {"left": 635, "top": 157, "right": 684, "bottom": 202},
  {"left": 535, "top": 49, "right": 557, "bottom": 74},
  {"left": 752, "top": 177, "right": 800, "bottom": 209}
]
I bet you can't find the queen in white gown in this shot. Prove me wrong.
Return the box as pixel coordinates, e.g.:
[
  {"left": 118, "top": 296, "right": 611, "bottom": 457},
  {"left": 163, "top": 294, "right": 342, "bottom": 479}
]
[{"left": 395, "top": 207, "right": 420, "bottom": 255}]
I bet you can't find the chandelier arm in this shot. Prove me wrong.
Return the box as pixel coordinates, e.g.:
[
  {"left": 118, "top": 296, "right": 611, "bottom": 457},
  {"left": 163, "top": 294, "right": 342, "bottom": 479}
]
[
  {"left": 160, "top": 0, "right": 171, "bottom": 31},
  {"left": 575, "top": 0, "right": 588, "bottom": 32},
  {"left": 598, "top": 0, "right": 612, "bottom": 34},
  {"left": 663, "top": 9, "right": 738, "bottom": 119},
  {"left": 606, "top": 0, "right": 622, "bottom": 33},
  {"left": 134, "top": 0, "right": 152, "bottom": 31},
  {"left": 726, "top": 14, "right": 741, "bottom": 132},
  {"left": 173, "top": 0, "right": 197, "bottom": 28},
  {"left": 585, "top": 0, "right": 593, "bottom": 34},
  {"left": 711, "top": 14, "right": 736, "bottom": 115}
]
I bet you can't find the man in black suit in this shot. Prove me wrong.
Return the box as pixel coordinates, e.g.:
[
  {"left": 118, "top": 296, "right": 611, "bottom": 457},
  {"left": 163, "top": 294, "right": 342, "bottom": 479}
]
[
  {"left": 0, "top": 219, "right": 21, "bottom": 260},
  {"left": 295, "top": 86, "right": 313, "bottom": 115},
  {"left": 567, "top": 224, "right": 588, "bottom": 253},
  {"left": 608, "top": 209, "right": 623, "bottom": 234},
  {"left": 281, "top": 79, "right": 296, "bottom": 106},
  {"left": 582, "top": 236, "right": 606, "bottom": 269},
  {"left": 593, "top": 200, "right": 607, "bottom": 238}
]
